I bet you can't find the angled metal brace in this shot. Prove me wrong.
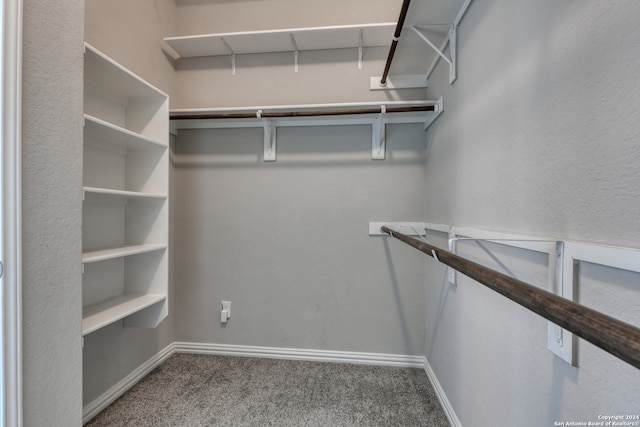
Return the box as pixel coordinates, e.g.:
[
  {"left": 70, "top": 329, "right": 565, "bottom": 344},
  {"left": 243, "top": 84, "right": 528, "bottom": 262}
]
[
  {"left": 412, "top": 25, "right": 457, "bottom": 84},
  {"left": 372, "top": 105, "right": 386, "bottom": 160},
  {"left": 221, "top": 37, "right": 236, "bottom": 76}
]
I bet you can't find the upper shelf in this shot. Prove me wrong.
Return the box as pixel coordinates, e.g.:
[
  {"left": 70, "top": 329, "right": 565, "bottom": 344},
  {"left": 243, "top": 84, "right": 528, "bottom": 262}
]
[
  {"left": 163, "top": 23, "right": 396, "bottom": 59},
  {"left": 84, "top": 43, "right": 167, "bottom": 100}
]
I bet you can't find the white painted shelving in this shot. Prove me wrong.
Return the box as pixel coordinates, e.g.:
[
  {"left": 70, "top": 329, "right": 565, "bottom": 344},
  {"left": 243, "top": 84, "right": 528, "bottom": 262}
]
[
  {"left": 163, "top": 23, "right": 396, "bottom": 59},
  {"left": 82, "top": 43, "right": 169, "bottom": 336}
]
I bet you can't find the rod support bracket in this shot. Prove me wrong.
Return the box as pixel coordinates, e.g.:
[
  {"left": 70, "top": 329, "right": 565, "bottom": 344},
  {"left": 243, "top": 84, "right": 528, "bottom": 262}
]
[
  {"left": 372, "top": 105, "right": 386, "bottom": 160},
  {"left": 289, "top": 33, "right": 299, "bottom": 73},
  {"left": 259, "top": 111, "right": 276, "bottom": 162},
  {"left": 358, "top": 29, "right": 364, "bottom": 70},
  {"left": 221, "top": 37, "right": 237, "bottom": 76}
]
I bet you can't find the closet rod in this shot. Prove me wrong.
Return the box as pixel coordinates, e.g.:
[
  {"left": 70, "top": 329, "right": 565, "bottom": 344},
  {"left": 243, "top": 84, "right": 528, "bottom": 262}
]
[
  {"left": 381, "top": 226, "right": 640, "bottom": 370},
  {"left": 170, "top": 105, "right": 434, "bottom": 121},
  {"left": 380, "top": 0, "right": 412, "bottom": 85}
]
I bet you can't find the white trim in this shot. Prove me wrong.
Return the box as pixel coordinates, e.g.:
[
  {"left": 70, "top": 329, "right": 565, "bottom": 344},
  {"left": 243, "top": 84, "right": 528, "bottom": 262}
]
[
  {"left": 564, "top": 240, "right": 640, "bottom": 273},
  {"left": 1, "top": 0, "right": 23, "bottom": 425},
  {"left": 82, "top": 344, "right": 175, "bottom": 424},
  {"left": 173, "top": 342, "right": 425, "bottom": 368},
  {"left": 422, "top": 357, "right": 463, "bottom": 427}
]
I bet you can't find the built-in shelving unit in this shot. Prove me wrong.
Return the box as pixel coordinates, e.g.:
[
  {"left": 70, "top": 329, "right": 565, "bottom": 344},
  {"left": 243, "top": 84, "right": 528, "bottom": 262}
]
[
  {"left": 163, "top": 23, "right": 396, "bottom": 59},
  {"left": 82, "top": 43, "right": 169, "bottom": 336}
]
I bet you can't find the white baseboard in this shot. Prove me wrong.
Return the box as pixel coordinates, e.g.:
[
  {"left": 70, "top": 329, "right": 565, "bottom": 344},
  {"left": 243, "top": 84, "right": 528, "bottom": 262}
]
[
  {"left": 174, "top": 341, "right": 425, "bottom": 368},
  {"left": 82, "top": 343, "right": 175, "bottom": 424},
  {"left": 422, "top": 356, "right": 462, "bottom": 427}
]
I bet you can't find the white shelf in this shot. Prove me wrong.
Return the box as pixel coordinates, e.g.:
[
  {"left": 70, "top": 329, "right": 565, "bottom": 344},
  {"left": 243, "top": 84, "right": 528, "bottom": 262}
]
[
  {"left": 82, "top": 293, "right": 167, "bottom": 335},
  {"left": 83, "top": 186, "right": 167, "bottom": 201},
  {"left": 164, "top": 23, "right": 395, "bottom": 58},
  {"left": 84, "top": 114, "right": 166, "bottom": 150},
  {"left": 84, "top": 43, "right": 167, "bottom": 100},
  {"left": 82, "top": 244, "right": 167, "bottom": 264}
]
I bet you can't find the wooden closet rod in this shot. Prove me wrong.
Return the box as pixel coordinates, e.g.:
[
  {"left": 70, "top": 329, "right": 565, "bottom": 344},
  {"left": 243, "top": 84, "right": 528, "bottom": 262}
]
[
  {"left": 380, "top": 0, "right": 412, "bottom": 85},
  {"left": 381, "top": 225, "right": 640, "bottom": 370},
  {"left": 170, "top": 105, "right": 435, "bottom": 121}
]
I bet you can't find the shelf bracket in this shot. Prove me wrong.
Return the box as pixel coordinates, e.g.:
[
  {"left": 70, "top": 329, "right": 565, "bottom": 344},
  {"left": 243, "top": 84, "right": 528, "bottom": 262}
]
[
  {"left": 425, "top": 97, "right": 444, "bottom": 130},
  {"left": 447, "top": 228, "right": 456, "bottom": 284},
  {"left": 372, "top": 105, "right": 386, "bottom": 160},
  {"left": 258, "top": 110, "right": 276, "bottom": 161},
  {"left": 221, "top": 37, "right": 236, "bottom": 76},
  {"left": 289, "top": 33, "right": 299, "bottom": 73},
  {"left": 358, "top": 29, "right": 363, "bottom": 70},
  {"left": 412, "top": 25, "right": 457, "bottom": 84},
  {"left": 547, "top": 241, "right": 577, "bottom": 365}
]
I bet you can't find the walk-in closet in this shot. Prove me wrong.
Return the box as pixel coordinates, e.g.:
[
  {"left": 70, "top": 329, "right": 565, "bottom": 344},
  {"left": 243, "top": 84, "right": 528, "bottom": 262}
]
[{"left": 15, "top": 0, "right": 640, "bottom": 426}]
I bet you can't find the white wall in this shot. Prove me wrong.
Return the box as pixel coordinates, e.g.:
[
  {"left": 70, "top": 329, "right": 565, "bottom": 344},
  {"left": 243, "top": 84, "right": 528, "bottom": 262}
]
[
  {"left": 168, "top": 0, "right": 430, "bottom": 356},
  {"left": 172, "top": 124, "right": 428, "bottom": 355},
  {"left": 21, "top": 0, "right": 84, "bottom": 424},
  {"left": 423, "top": 0, "right": 640, "bottom": 425}
]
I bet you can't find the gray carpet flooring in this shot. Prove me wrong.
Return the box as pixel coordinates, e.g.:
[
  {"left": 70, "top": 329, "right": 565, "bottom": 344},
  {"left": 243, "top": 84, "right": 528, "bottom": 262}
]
[{"left": 85, "top": 353, "right": 451, "bottom": 426}]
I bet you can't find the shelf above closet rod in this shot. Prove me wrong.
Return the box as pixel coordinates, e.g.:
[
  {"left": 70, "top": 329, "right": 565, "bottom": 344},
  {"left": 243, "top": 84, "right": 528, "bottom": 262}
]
[
  {"left": 170, "top": 99, "right": 443, "bottom": 161},
  {"left": 163, "top": 23, "right": 396, "bottom": 59},
  {"left": 170, "top": 104, "right": 434, "bottom": 121}
]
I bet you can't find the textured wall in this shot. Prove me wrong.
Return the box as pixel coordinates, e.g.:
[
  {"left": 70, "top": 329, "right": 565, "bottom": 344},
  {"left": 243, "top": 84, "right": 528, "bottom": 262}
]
[
  {"left": 425, "top": 0, "right": 640, "bottom": 246},
  {"left": 172, "top": 0, "right": 403, "bottom": 36},
  {"left": 169, "top": 1, "right": 431, "bottom": 355},
  {"left": 172, "top": 124, "right": 428, "bottom": 355},
  {"left": 84, "top": 0, "right": 177, "bottom": 97},
  {"left": 423, "top": 0, "right": 640, "bottom": 425},
  {"left": 21, "top": 0, "right": 84, "bottom": 424}
]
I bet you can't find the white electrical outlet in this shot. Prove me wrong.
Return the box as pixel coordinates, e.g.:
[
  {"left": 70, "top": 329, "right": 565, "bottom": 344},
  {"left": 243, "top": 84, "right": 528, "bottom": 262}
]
[{"left": 221, "top": 301, "right": 231, "bottom": 323}]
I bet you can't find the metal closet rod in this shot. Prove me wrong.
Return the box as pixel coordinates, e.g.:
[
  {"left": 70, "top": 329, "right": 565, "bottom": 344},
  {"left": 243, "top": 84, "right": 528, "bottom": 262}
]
[
  {"left": 380, "top": 0, "right": 412, "bottom": 85},
  {"left": 381, "top": 226, "right": 640, "bottom": 370},
  {"left": 170, "top": 105, "right": 434, "bottom": 120}
]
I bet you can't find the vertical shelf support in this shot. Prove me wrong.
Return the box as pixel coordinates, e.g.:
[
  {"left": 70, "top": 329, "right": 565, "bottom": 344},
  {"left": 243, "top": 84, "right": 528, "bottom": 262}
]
[
  {"left": 358, "top": 29, "right": 364, "bottom": 70},
  {"left": 448, "top": 24, "right": 457, "bottom": 83},
  {"left": 258, "top": 110, "right": 276, "bottom": 161},
  {"left": 447, "top": 228, "right": 457, "bottom": 284},
  {"left": 289, "top": 33, "right": 299, "bottom": 73},
  {"left": 372, "top": 105, "right": 386, "bottom": 160},
  {"left": 548, "top": 241, "right": 577, "bottom": 365},
  {"left": 221, "top": 37, "right": 236, "bottom": 76}
]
